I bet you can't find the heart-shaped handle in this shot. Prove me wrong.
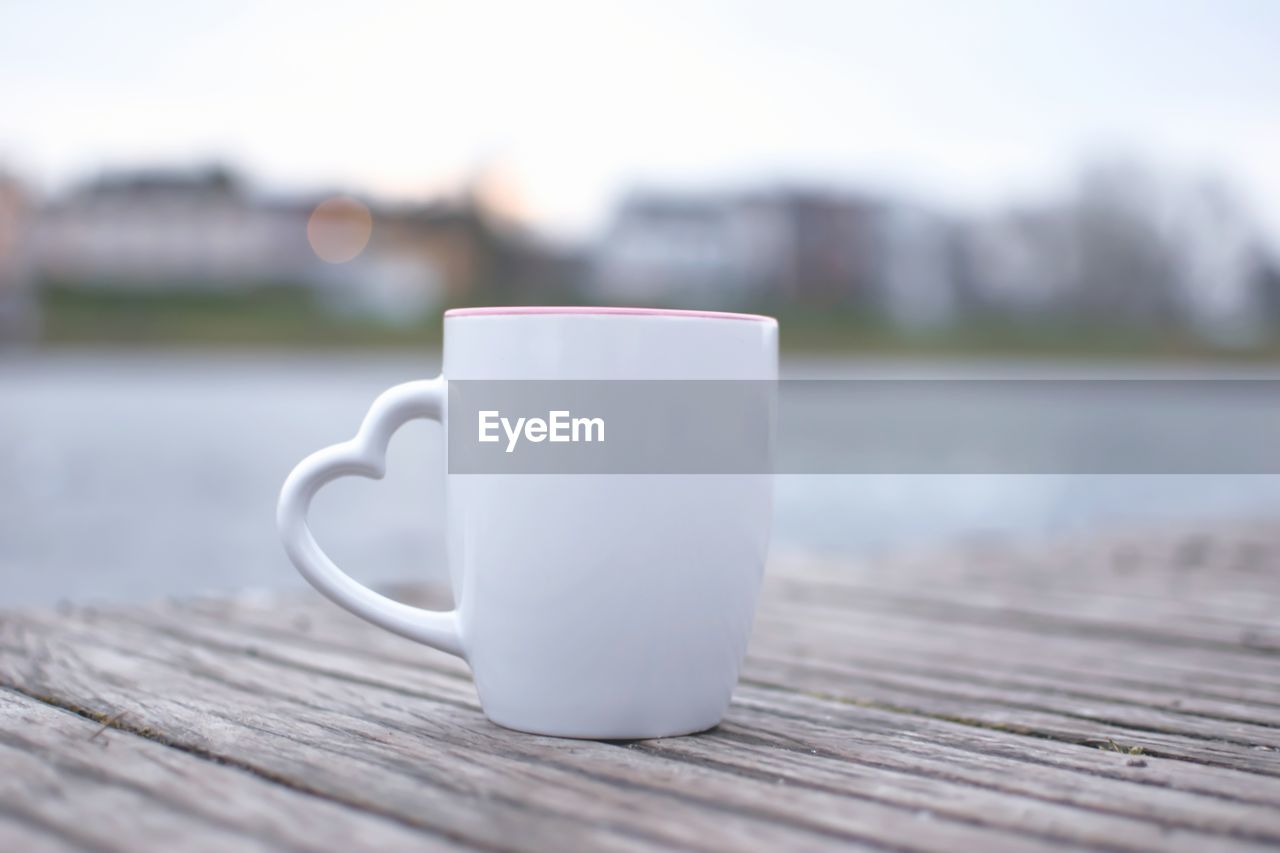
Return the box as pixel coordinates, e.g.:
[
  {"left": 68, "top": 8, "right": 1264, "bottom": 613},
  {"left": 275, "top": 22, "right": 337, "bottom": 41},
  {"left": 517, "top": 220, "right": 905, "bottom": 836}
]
[{"left": 277, "top": 378, "right": 462, "bottom": 658}]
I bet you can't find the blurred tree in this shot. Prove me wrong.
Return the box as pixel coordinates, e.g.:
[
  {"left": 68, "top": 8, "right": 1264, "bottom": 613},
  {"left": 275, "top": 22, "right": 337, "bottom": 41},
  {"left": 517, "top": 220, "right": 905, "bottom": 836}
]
[{"left": 1069, "top": 161, "right": 1178, "bottom": 327}]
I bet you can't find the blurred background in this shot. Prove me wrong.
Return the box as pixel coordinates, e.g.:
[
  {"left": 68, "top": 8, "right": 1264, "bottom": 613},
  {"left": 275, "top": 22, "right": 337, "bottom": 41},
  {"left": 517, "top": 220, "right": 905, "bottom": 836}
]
[{"left": 3, "top": 0, "right": 1279, "bottom": 606}]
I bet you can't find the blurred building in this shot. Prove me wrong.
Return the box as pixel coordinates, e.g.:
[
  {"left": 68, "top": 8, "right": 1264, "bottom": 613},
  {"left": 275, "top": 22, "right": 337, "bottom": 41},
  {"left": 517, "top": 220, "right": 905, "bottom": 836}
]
[
  {"left": 593, "top": 193, "right": 784, "bottom": 306},
  {"left": 313, "top": 201, "right": 495, "bottom": 323},
  {"left": 961, "top": 208, "right": 1080, "bottom": 315},
  {"left": 6, "top": 159, "right": 1276, "bottom": 345},
  {"left": 876, "top": 204, "right": 959, "bottom": 330},
  {"left": 0, "top": 172, "right": 38, "bottom": 343},
  {"left": 372, "top": 200, "right": 578, "bottom": 306},
  {"left": 23, "top": 167, "right": 557, "bottom": 324},
  {"left": 766, "top": 191, "right": 884, "bottom": 307},
  {"left": 21, "top": 166, "right": 576, "bottom": 324},
  {"left": 32, "top": 167, "right": 313, "bottom": 289},
  {"left": 593, "top": 188, "right": 959, "bottom": 325}
]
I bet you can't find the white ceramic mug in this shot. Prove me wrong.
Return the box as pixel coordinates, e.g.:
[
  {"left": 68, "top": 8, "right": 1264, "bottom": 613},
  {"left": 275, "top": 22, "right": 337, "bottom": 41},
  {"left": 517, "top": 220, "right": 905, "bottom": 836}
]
[{"left": 278, "top": 307, "right": 777, "bottom": 738}]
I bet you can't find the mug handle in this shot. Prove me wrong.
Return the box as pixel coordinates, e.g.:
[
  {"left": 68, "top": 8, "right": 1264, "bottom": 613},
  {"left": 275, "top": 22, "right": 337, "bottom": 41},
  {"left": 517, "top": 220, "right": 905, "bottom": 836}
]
[{"left": 277, "top": 378, "right": 462, "bottom": 658}]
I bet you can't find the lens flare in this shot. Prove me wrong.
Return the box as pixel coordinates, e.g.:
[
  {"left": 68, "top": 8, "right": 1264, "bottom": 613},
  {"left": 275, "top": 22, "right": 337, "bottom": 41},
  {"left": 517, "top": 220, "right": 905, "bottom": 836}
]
[{"left": 307, "top": 196, "right": 373, "bottom": 264}]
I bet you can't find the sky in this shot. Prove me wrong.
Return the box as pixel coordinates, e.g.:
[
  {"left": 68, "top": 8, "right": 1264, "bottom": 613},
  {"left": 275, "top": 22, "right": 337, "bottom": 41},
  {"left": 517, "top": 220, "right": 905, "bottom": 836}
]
[{"left": 2, "top": 0, "right": 1279, "bottom": 242}]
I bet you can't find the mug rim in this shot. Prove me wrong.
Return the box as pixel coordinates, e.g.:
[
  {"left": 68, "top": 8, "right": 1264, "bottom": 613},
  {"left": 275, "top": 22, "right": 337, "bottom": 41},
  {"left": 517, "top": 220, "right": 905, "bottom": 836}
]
[{"left": 444, "top": 306, "right": 775, "bottom": 324}]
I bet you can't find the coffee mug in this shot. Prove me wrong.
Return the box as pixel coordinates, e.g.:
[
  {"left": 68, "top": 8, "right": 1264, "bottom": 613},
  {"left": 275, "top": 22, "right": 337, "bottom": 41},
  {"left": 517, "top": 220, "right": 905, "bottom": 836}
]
[{"left": 278, "top": 307, "right": 777, "bottom": 738}]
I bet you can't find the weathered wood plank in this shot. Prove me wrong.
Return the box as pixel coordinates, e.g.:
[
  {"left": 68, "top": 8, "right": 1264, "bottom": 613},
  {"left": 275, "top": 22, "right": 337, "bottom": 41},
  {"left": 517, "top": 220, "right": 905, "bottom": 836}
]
[
  {"left": 3, "top": 519, "right": 1279, "bottom": 850},
  {"left": 175, "top": 573, "right": 1280, "bottom": 766},
  {"left": 751, "top": 608, "right": 1280, "bottom": 715},
  {"left": 2, "top": 644, "right": 676, "bottom": 852},
  {"left": 754, "top": 614, "right": 1280, "bottom": 731},
  {"left": 106, "top": 597, "right": 1280, "bottom": 806},
  {"left": 0, "top": 611, "right": 1076, "bottom": 852},
  {"left": 6, "top": 595, "right": 1280, "bottom": 850},
  {"left": 0, "top": 819, "right": 81, "bottom": 850},
  {"left": 191, "top": 584, "right": 1280, "bottom": 724},
  {"left": 174, "top": 565, "right": 1280, "bottom": 783},
  {"left": 736, "top": 682, "right": 1280, "bottom": 806},
  {"left": 757, "top": 581, "right": 1280, "bottom": 676},
  {"left": 745, "top": 641, "right": 1280, "bottom": 748},
  {"left": 0, "top": 688, "right": 453, "bottom": 852},
  {"left": 101, "top": 604, "right": 1280, "bottom": 847},
  {"left": 0, "top": 810, "right": 88, "bottom": 853},
  {"left": 719, "top": 699, "right": 1280, "bottom": 840},
  {"left": 764, "top": 572, "right": 1280, "bottom": 653},
  {"left": 741, "top": 656, "right": 1280, "bottom": 774},
  {"left": 784, "top": 529, "right": 1280, "bottom": 626}
]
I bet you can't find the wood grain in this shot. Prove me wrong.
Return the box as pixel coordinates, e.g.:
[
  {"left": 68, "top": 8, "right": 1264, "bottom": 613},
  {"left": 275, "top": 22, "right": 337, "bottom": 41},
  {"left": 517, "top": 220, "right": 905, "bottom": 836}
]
[
  {"left": 2, "top": 519, "right": 1278, "bottom": 850},
  {"left": 0, "top": 690, "right": 452, "bottom": 852}
]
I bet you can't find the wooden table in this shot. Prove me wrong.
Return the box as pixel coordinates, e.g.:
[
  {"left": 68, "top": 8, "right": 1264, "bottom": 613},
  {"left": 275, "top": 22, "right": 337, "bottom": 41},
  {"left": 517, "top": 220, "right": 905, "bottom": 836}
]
[{"left": 3, "top": 522, "right": 1279, "bottom": 851}]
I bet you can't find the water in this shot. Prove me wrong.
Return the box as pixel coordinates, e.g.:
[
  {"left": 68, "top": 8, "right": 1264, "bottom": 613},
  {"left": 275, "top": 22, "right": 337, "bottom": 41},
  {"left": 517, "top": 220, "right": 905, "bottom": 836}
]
[{"left": 3, "top": 350, "right": 1279, "bottom": 607}]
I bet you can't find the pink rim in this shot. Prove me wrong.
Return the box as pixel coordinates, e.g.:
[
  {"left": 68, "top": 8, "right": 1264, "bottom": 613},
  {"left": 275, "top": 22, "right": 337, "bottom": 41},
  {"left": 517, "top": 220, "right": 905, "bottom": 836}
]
[{"left": 444, "top": 306, "right": 775, "bottom": 323}]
